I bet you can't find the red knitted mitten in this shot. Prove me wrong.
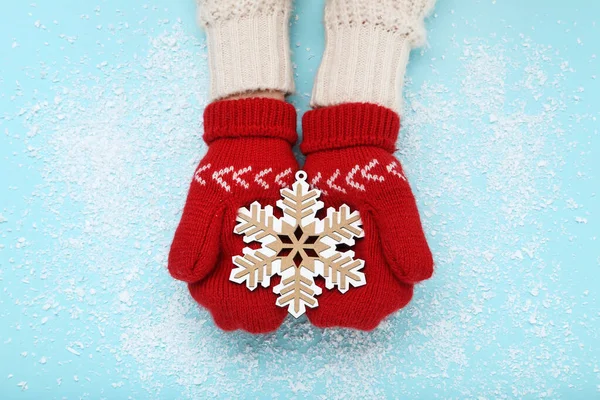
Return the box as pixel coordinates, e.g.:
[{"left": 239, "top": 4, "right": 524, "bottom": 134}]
[
  {"left": 168, "top": 98, "right": 298, "bottom": 333},
  {"left": 301, "top": 103, "right": 433, "bottom": 330}
]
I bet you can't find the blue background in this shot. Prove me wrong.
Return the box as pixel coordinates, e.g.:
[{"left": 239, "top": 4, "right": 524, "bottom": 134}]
[{"left": 1, "top": 0, "right": 599, "bottom": 398}]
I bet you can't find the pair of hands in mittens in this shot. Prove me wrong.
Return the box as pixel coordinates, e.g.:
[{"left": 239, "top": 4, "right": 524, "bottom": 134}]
[{"left": 168, "top": 99, "right": 433, "bottom": 333}]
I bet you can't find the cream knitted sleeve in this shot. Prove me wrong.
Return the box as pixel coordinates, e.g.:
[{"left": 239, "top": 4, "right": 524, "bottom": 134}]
[
  {"left": 311, "top": 0, "right": 436, "bottom": 113},
  {"left": 198, "top": 0, "right": 295, "bottom": 101}
]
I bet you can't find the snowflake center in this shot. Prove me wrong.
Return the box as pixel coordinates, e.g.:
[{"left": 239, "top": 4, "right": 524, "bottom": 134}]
[{"left": 277, "top": 225, "right": 320, "bottom": 266}]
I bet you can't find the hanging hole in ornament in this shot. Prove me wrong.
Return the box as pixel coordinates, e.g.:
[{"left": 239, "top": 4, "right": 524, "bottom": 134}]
[{"left": 295, "top": 170, "right": 307, "bottom": 181}]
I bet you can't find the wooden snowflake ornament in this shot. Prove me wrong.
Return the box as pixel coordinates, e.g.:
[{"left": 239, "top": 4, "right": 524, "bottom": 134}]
[{"left": 230, "top": 171, "right": 366, "bottom": 318}]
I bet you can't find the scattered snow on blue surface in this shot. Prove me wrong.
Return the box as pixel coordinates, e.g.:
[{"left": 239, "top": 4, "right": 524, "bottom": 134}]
[{"left": 1, "top": 3, "right": 599, "bottom": 398}]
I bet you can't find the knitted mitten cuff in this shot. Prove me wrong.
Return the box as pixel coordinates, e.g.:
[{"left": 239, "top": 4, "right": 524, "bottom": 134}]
[
  {"left": 200, "top": 1, "right": 295, "bottom": 101},
  {"left": 203, "top": 98, "right": 297, "bottom": 145},
  {"left": 300, "top": 103, "right": 400, "bottom": 155}
]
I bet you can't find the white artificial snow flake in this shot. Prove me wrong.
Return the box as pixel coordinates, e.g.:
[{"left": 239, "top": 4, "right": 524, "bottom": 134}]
[{"left": 66, "top": 347, "right": 80, "bottom": 356}]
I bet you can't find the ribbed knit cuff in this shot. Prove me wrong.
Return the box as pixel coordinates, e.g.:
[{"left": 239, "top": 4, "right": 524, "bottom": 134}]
[
  {"left": 311, "top": 26, "right": 411, "bottom": 114},
  {"left": 205, "top": 14, "right": 295, "bottom": 101},
  {"left": 203, "top": 98, "right": 297, "bottom": 145},
  {"left": 300, "top": 103, "right": 400, "bottom": 155}
]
